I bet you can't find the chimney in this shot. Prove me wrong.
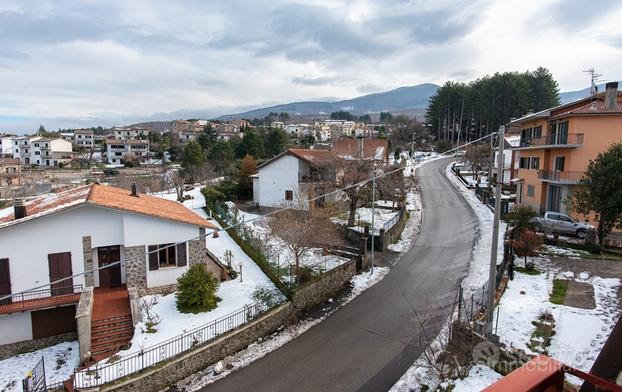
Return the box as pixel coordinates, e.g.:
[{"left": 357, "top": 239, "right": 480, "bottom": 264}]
[
  {"left": 605, "top": 82, "right": 618, "bottom": 111},
  {"left": 13, "top": 198, "right": 26, "bottom": 219},
  {"left": 356, "top": 135, "right": 364, "bottom": 159},
  {"left": 130, "top": 183, "right": 138, "bottom": 197}
]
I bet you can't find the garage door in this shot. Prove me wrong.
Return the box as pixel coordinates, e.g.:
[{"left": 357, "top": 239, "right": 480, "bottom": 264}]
[{"left": 31, "top": 305, "right": 77, "bottom": 339}]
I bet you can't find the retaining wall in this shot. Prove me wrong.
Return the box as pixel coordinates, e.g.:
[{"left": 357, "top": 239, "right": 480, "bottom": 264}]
[{"left": 291, "top": 260, "right": 356, "bottom": 312}]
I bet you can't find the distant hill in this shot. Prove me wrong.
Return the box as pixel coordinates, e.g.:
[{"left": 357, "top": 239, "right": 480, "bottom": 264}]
[
  {"left": 559, "top": 82, "right": 620, "bottom": 104},
  {"left": 217, "top": 83, "right": 440, "bottom": 120}
]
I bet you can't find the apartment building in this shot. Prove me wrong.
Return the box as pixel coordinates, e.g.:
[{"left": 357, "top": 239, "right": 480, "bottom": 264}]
[
  {"left": 106, "top": 138, "right": 150, "bottom": 165},
  {"left": 510, "top": 82, "right": 622, "bottom": 219},
  {"left": 74, "top": 129, "right": 94, "bottom": 147},
  {"left": 12, "top": 136, "right": 73, "bottom": 167},
  {"left": 113, "top": 126, "right": 150, "bottom": 141},
  {"left": 0, "top": 158, "right": 22, "bottom": 188}
]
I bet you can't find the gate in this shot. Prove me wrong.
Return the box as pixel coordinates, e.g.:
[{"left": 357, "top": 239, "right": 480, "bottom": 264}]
[{"left": 22, "top": 356, "right": 46, "bottom": 392}]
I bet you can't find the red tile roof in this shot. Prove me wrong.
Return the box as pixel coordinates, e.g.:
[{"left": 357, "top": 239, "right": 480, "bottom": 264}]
[
  {"left": 553, "top": 100, "right": 622, "bottom": 117},
  {"left": 0, "top": 184, "right": 215, "bottom": 229},
  {"left": 288, "top": 149, "right": 335, "bottom": 165},
  {"left": 333, "top": 138, "right": 388, "bottom": 161}
]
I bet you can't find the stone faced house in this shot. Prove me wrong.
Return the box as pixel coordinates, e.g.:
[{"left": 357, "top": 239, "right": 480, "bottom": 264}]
[{"left": 0, "top": 183, "right": 222, "bottom": 357}]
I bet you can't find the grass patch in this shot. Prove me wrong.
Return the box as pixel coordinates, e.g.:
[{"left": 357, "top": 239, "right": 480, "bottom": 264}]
[
  {"left": 515, "top": 266, "right": 541, "bottom": 275},
  {"left": 550, "top": 279, "right": 569, "bottom": 305}
]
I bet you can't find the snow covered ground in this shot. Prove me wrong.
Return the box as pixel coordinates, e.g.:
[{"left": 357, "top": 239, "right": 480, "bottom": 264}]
[
  {"left": 0, "top": 341, "right": 79, "bottom": 392},
  {"left": 388, "top": 189, "right": 422, "bottom": 253},
  {"left": 495, "top": 266, "right": 620, "bottom": 374},
  {"left": 333, "top": 206, "right": 400, "bottom": 235},
  {"left": 444, "top": 163, "right": 506, "bottom": 294},
  {"left": 174, "top": 266, "right": 390, "bottom": 391},
  {"left": 444, "top": 364, "right": 503, "bottom": 391}
]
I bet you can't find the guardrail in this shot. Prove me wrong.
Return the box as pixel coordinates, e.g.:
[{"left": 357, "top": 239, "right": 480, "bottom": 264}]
[{"left": 0, "top": 285, "right": 83, "bottom": 313}]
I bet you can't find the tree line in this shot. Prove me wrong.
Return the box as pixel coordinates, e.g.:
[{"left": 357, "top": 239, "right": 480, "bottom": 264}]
[{"left": 426, "top": 67, "right": 560, "bottom": 142}]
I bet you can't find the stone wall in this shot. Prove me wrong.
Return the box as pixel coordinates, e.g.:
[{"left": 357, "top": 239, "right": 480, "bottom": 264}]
[
  {"left": 82, "top": 236, "right": 94, "bottom": 287},
  {"left": 379, "top": 209, "right": 406, "bottom": 251},
  {"left": 101, "top": 303, "right": 295, "bottom": 392},
  {"left": 0, "top": 332, "right": 77, "bottom": 361},
  {"left": 291, "top": 260, "right": 356, "bottom": 312},
  {"left": 76, "top": 287, "right": 94, "bottom": 363},
  {"left": 128, "top": 287, "right": 142, "bottom": 327},
  {"left": 188, "top": 239, "right": 205, "bottom": 266},
  {"left": 125, "top": 246, "right": 147, "bottom": 294}
]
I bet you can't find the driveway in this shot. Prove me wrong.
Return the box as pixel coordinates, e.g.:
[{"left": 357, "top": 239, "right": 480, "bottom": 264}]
[{"left": 202, "top": 157, "right": 477, "bottom": 392}]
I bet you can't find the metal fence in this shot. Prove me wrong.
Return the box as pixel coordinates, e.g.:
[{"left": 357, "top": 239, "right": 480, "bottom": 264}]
[
  {"left": 382, "top": 210, "right": 402, "bottom": 232},
  {"left": 22, "top": 356, "right": 46, "bottom": 392},
  {"left": 73, "top": 302, "right": 268, "bottom": 388}
]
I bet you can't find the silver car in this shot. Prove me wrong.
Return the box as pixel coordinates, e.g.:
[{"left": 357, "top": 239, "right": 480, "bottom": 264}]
[{"left": 533, "top": 211, "right": 594, "bottom": 239}]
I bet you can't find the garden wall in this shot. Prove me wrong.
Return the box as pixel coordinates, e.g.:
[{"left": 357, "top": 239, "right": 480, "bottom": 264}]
[
  {"left": 291, "top": 260, "right": 356, "bottom": 312},
  {"left": 98, "top": 303, "right": 295, "bottom": 392}
]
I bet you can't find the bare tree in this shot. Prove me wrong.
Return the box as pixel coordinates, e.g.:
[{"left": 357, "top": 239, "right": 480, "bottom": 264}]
[
  {"left": 376, "top": 164, "right": 406, "bottom": 208},
  {"left": 168, "top": 169, "right": 188, "bottom": 201},
  {"left": 267, "top": 207, "right": 342, "bottom": 281},
  {"left": 330, "top": 159, "right": 374, "bottom": 226},
  {"left": 464, "top": 143, "right": 492, "bottom": 183}
]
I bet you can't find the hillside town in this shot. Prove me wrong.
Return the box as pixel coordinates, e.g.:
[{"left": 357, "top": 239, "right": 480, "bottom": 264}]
[{"left": 2, "top": 2, "right": 622, "bottom": 392}]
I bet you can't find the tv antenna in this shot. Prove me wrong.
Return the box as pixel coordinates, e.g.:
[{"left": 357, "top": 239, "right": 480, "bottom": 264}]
[{"left": 583, "top": 68, "right": 603, "bottom": 95}]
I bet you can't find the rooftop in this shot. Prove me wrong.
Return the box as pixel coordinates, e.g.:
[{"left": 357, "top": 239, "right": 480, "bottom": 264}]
[
  {"left": 0, "top": 183, "right": 215, "bottom": 229},
  {"left": 333, "top": 138, "right": 388, "bottom": 161}
]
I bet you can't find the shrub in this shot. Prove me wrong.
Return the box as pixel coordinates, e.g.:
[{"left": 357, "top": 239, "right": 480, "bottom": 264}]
[
  {"left": 176, "top": 264, "right": 221, "bottom": 314},
  {"left": 251, "top": 286, "right": 284, "bottom": 308}
]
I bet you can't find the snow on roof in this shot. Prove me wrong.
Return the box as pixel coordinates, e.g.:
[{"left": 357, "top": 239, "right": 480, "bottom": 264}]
[{"left": 0, "top": 184, "right": 215, "bottom": 230}]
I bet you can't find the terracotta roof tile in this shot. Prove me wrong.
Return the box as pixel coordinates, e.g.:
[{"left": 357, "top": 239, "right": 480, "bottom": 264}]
[
  {"left": 333, "top": 139, "right": 388, "bottom": 161},
  {"left": 0, "top": 184, "right": 215, "bottom": 229},
  {"left": 288, "top": 149, "right": 335, "bottom": 165}
]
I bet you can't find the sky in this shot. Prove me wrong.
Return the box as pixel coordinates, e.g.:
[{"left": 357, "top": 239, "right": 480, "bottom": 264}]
[{"left": 1, "top": 0, "right": 622, "bottom": 132}]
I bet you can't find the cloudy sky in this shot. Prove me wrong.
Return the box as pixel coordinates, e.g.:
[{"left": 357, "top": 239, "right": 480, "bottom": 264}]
[{"left": 1, "top": 0, "right": 621, "bottom": 132}]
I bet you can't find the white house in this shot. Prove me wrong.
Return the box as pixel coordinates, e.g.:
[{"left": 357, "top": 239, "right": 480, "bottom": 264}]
[
  {"left": 0, "top": 184, "right": 220, "bottom": 357},
  {"left": 106, "top": 138, "right": 150, "bottom": 165},
  {"left": 11, "top": 136, "right": 73, "bottom": 167},
  {"left": 74, "top": 129, "right": 94, "bottom": 147},
  {"left": 494, "top": 135, "right": 521, "bottom": 185},
  {"left": 252, "top": 149, "right": 336, "bottom": 210},
  {"left": 0, "top": 134, "right": 15, "bottom": 157},
  {"left": 113, "top": 126, "right": 150, "bottom": 141}
]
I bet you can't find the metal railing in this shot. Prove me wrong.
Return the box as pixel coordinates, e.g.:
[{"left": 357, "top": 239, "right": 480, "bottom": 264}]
[
  {"left": 73, "top": 302, "right": 269, "bottom": 388},
  {"left": 22, "top": 356, "right": 47, "bottom": 392},
  {"left": 0, "top": 285, "right": 83, "bottom": 311},
  {"left": 382, "top": 210, "right": 402, "bottom": 232},
  {"left": 537, "top": 170, "right": 583, "bottom": 184},
  {"left": 519, "top": 133, "right": 584, "bottom": 148}
]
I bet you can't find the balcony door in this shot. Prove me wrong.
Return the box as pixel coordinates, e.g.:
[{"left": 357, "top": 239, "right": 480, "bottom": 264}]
[
  {"left": 554, "top": 156, "right": 565, "bottom": 172},
  {"left": 48, "top": 252, "right": 74, "bottom": 296},
  {"left": 0, "top": 259, "right": 11, "bottom": 305}
]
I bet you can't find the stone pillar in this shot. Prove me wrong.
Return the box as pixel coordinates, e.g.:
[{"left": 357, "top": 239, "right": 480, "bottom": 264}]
[
  {"left": 75, "top": 287, "right": 94, "bottom": 364},
  {"left": 82, "top": 236, "right": 94, "bottom": 287},
  {"left": 188, "top": 238, "right": 207, "bottom": 266},
  {"left": 125, "top": 246, "right": 147, "bottom": 294}
]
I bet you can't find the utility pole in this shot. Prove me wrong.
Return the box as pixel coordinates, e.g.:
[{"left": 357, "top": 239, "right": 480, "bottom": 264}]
[
  {"left": 485, "top": 126, "right": 505, "bottom": 336},
  {"left": 370, "top": 161, "right": 376, "bottom": 273}
]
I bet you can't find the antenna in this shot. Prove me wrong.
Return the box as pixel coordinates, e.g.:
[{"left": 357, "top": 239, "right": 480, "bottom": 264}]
[{"left": 583, "top": 68, "right": 603, "bottom": 95}]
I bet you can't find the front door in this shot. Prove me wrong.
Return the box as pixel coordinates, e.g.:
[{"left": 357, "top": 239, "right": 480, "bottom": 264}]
[
  {"left": 0, "top": 259, "right": 11, "bottom": 305},
  {"left": 48, "top": 252, "right": 73, "bottom": 296},
  {"left": 547, "top": 185, "right": 562, "bottom": 212},
  {"left": 98, "top": 246, "right": 122, "bottom": 288}
]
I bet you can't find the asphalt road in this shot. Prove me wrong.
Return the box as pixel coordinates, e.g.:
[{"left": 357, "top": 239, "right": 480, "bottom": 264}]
[{"left": 203, "top": 157, "right": 477, "bottom": 392}]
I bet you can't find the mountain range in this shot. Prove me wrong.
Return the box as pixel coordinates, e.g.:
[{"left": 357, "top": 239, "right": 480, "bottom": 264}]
[{"left": 215, "top": 82, "right": 613, "bottom": 121}]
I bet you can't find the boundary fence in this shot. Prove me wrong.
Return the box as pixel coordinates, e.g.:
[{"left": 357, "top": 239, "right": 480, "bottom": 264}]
[{"left": 72, "top": 302, "right": 269, "bottom": 388}]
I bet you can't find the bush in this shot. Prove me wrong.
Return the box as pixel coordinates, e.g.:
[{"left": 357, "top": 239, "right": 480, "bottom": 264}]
[
  {"left": 176, "top": 264, "right": 221, "bottom": 314},
  {"left": 251, "top": 286, "right": 283, "bottom": 308}
]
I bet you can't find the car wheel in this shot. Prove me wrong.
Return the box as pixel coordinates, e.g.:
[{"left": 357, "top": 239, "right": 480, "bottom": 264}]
[{"left": 576, "top": 229, "right": 587, "bottom": 239}]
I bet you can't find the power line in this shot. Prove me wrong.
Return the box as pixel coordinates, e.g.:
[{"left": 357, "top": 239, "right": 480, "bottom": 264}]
[{"left": 1, "top": 134, "right": 494, "bottom": 301}]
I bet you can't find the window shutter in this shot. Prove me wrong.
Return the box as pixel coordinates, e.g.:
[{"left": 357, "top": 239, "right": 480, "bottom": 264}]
[
  {"left": 176, "top": 243, "right": 187, "bottom": 266},
  {"left": 148, "top": 245, "right": 158, "bottom": 270}
]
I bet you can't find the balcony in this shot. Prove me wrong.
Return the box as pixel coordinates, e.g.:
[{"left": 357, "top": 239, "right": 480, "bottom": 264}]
[
  {"left": 537, "top": 170, "right": 583, "bottom": 185},
  {"left": 0, "top": 285, "right": 83, "bottom": 315},
  {"left": 518, "top": 133, "right": 584, "bottom": 150}
]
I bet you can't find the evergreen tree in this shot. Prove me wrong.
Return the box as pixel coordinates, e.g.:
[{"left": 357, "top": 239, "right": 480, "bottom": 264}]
[
  {"left": 570, "top": 143, "right": 622, "bottom": 246},
  {"left": 529, "top": 67, "right": 561, "bottom": 111},
  {"left": 238, "top": 129, "right": 264, "bottom": 159},
  {"left": 198, "top": 125, "right": 217, "bottom": 151},
  {"left": 181, "top": 141, "right": 206, "bottom": 169},
  {"left": 379, "top": 112, "right": 393, "bottom": 123},
  {"left": 264, "top": 127, "right": 289, "bottom": 157},
  {"left": 330, "top": 111, "right": 355, "bottom": 121}
]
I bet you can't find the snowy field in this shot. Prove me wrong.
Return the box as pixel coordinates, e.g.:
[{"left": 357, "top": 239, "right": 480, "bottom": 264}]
[
  {"left": 0, "top": 341, "right": 79, "bottom": 392},
  {"left": 333, "top": 206, "right": 400, "bottom": 235},
  {"left": 496, "top": 265, "right": 620, "bottom": 374}
]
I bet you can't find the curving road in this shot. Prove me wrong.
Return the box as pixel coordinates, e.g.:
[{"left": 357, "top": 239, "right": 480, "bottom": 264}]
[{"left": 203, "top": 158, "right": 477, "bottom": 392}]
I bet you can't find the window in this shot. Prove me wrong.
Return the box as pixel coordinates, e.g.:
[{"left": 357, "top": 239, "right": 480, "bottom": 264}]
[
  {"left": 519, "top": 157, "right": 530, "bottom": 169},
  {"left": 148, "top": 243, "right": 187, "bottom": 270},
  {"left": 527, "top": 185, "right": 535, "bottom": 198},
  {"left": 554, "top": 156, "right": 565, "bottom": 171},
  {"left": 530, "top": 157, "right": 540, "bottom": 169},
  {"left": 533, "top": 126, "right": 542, "bottom": 139},
  {"left": 285, "top": 190, "right": 293, "bottom": 201}
]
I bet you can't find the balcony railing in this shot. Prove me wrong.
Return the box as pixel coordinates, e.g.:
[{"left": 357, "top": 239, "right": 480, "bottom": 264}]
[
  {"left": 519, "top": 133, "right": 584, "bottom": 148},
  {"left": 0, "top": 284, "right": 83, "bottom": 315},
  {"left": 537, "top": 170, "right": 584, "bottom": 184}
]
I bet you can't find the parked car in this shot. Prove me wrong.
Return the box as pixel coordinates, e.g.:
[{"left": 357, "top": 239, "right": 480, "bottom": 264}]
[{"left": 532, "top": 211, "right": 593, "bottom": 239}]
